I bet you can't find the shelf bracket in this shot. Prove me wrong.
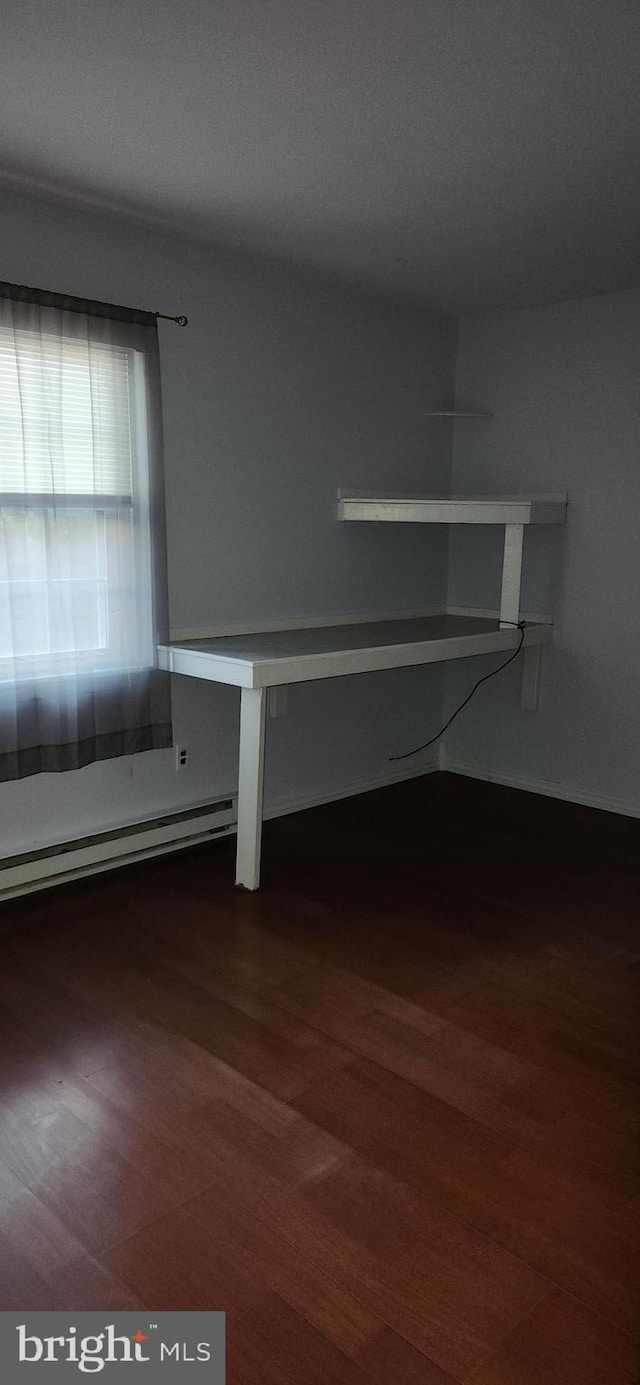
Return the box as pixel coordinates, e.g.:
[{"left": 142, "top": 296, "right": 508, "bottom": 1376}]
[
  {"left": 499, "top": 523, "right": 524, "bottom": 627},
  {"left": 520, "top": 645, "right": 543, "bottom": 711}
]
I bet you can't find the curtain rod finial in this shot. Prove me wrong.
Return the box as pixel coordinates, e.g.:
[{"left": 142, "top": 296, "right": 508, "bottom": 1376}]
[{"left": 155, "top": 311, "right": 188, "bottom": 326}]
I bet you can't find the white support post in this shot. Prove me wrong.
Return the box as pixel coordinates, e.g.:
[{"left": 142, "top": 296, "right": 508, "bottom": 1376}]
[
  {"left": 499, "top": 523, "right": 524, "bottom": 628},
  {"left": 520, "top": 646, "right": 543, "bottom": 711},
  {"left": 235, "top": 686, "right": 267, "bottom": 891}
]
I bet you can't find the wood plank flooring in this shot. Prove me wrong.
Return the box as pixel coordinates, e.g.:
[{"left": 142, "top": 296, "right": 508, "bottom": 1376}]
[{"left": 0, "top": 772, "right": 638, "bottom": 1383}]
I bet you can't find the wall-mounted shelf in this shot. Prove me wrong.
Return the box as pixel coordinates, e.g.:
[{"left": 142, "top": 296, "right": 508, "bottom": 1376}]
[
  {"left": 425, "top": 410, "right": 493, "bottom": 418},
  {"left": 337, "top": 492, "right": 567, "bottom": 526},
  {"left": 337, "top": 488, "right": 567, "bottom": 656}
]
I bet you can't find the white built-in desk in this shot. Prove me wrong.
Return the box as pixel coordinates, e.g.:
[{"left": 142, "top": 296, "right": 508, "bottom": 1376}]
[{"left": 159, "top": 614, "right": 551, "bottom": 890}]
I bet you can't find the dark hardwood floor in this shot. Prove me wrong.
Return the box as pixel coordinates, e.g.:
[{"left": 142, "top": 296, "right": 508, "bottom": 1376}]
[{"left": 0, "top": 772, "right": 638, "bottom": 1383}]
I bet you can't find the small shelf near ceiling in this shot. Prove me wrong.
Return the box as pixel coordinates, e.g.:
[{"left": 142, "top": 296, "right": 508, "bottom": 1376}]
[
  {"left": 425, "top": 410, "right": 493, "bottom": 418},
  {"left": 337, "top": 492, "right": 568, "bottom": 525}
]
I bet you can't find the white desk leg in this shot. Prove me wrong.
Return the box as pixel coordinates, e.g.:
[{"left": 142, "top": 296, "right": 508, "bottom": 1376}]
[
  {"left": 235, "top": 687, "right": 267, "bottom": 891},
  {"left": 499, "top": 523, "right": 524, "bottom": 627}
]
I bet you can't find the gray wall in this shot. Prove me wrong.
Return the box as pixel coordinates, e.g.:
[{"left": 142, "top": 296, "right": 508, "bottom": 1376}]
[
  {"left": 0, "top": 188, "right": 456, "bottom": 854},
  {"left": 445, "top": 288, "right": 640, "bottom": 815}
]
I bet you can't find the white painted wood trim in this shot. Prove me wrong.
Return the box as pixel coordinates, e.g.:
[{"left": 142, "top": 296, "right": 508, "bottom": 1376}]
[
  {"left": 235, "top": 686, "right": 267, "bottom": 890},
  {"left": 499, "top": 524, "right": 525, "bottom": 627},
  {"left": 0, "top": 800, "right": 236, "bottom": 902},
  {"left": 159, "top": 643, "right": 256, "bottom": 687},
  {"left": 263, "top": 754, "right": 441, "bottom": 821},
  {"left": 445, "top": 760, "right": 640, "bottom": 821},
  {"left": 2, "top": 762, "right": 445, "bottom": 903}
]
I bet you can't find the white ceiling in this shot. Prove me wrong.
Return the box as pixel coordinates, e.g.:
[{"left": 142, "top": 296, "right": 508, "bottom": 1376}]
[{"left": 1, "top": 0, "right": 639, "bottom": 313}]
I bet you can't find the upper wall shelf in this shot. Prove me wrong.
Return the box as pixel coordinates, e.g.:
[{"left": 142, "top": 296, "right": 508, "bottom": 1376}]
[
  {"left": 424, "top": 410, "right": 493, "bottom": 418},
  {"left": 337, "top": 492, "right": 568, "bottom": 526}
]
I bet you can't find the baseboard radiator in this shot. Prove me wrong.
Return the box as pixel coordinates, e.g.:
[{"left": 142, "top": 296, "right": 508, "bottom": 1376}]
[{"left": 0, "top": 797, "right": 236, "bottom": 902}]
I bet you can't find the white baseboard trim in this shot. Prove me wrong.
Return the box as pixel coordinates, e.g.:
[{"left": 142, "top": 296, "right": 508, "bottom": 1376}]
[
  {"left": 446, "top": 759, "right": 640, "bottom": 820},
  {"left": 263, "top": 754, "right": 441, "bottom": 823},
  {"left": 3, "top": 753, "right": 635, "bottom": 904},
  {"left": 0, "top": 761, "right": 441, "bottom": 902},
  {"left": 0, "top": 798, "right": 236, "bottom": 902}
]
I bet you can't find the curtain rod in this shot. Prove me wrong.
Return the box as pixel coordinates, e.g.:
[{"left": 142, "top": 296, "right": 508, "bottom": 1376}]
[{"left": 0, "top": 280, "right": 188, "bottom": 327}]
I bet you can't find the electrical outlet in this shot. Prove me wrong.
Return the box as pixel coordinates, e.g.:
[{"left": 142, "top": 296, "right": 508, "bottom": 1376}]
[{"left": 175, "top": 744, "right": 190, "bottom": 770}]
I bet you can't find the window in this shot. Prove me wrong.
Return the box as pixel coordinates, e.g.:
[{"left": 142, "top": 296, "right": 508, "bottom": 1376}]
[
  {"left": 0, "top": 284, "right": 171, "bottom": 782},
  {"left": 0, "top": 330, "right": 152, "bottom": 678}
]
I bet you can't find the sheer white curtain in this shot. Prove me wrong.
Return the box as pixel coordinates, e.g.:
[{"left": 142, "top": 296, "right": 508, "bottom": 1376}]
[{"left": 0, "top": 284, "right": 171, "bottom": 781}]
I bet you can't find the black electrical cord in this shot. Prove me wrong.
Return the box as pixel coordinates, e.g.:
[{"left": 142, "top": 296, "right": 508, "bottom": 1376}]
[{"left": 389, "top": 620, "right": 527, "bottom": 761}]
